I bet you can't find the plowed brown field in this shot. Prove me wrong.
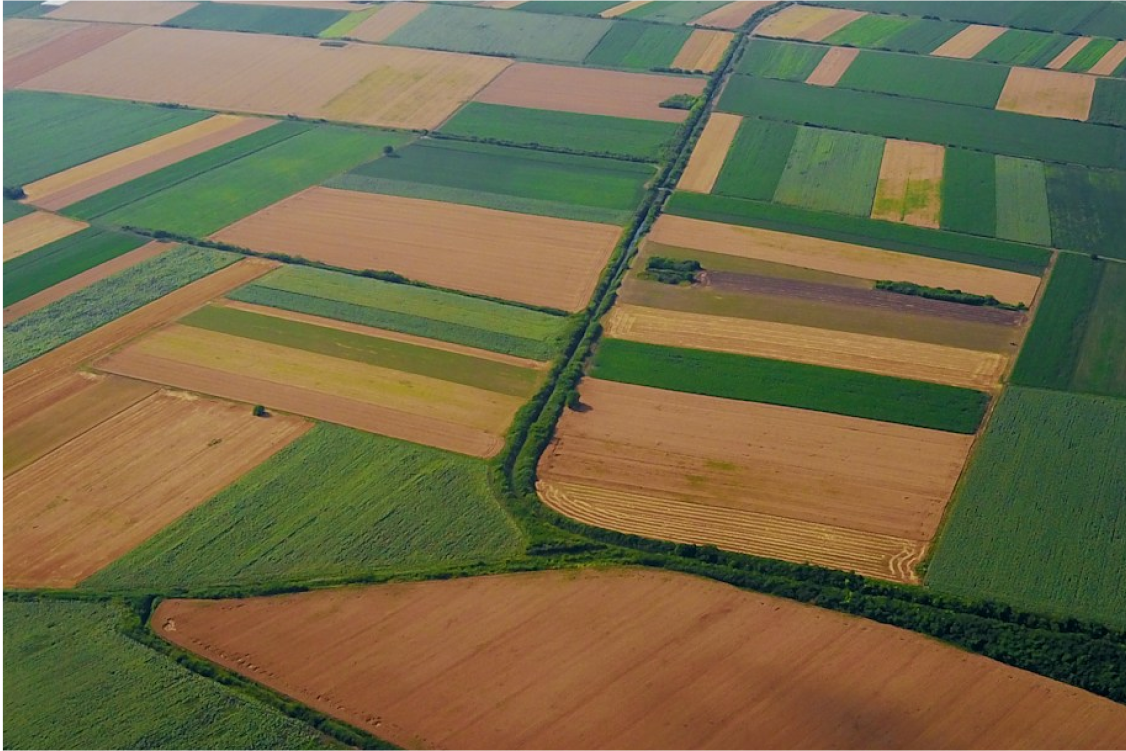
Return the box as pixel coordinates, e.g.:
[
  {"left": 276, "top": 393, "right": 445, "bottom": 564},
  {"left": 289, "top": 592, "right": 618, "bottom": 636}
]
[
  {"left": 5, "top": 22, "right": 134, "bottom": 88},
  {"left": 677, "top": 112, "right": 741, "bottom": 193},
  {"left": 693, "top": 2, "right": 776, "bottom": 30},
  {"left": 3, "top": 211, "right": 88, "bottom": 260},
  {"left": 1089, "top": 40, "right": 1126, "bottom": 75},
  {"left": 155, "top": 568, "right": 1126, "bottom": 749},
  {"left": 1047, "top": 36, "right": 1093, "bottom": 69},
  {"left": 805, "top": 45, "right": 859, "bottom": 86},
  {"left": 473, "top": 62, "right": 706, "bottom": 122},
  {"left": 870, "top": 139, "right": 944, "bottom": 227},
  {"left": 5, "top": 390, "right": 310, "bottom": 588},
  {"left": 996, "top": 67, "right": 1095, "bottom": 121},
  {"left": 539, "top": 379, "right": 972, "bottom": 583},
  {"left": 213, "top": 187, "right": 619, "bottom": 311},
  {"left": 4, "top": 18, "right": 87, "bottom": 60},
  {"left": 45, "top": 1, "right": 196, "bottom": 24},
  {"left": 671, "top": 29, "right": 733, "bottom": 72},
  {"left": 348, "top": 2, "right": 428, "bottom": 42},
  {"left": 754, "top": 5, "right": 865, "bottom": 41},
  {"left": 931, "top": 24, "right": 1007, "bottom": 58}
]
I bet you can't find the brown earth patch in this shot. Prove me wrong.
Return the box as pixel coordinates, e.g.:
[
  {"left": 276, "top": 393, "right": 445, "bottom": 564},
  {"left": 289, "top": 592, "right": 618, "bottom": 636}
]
[
  {"left": 996, "top": 66, "right": 1096, "bottom": 121},
  {"left": 4, "top": 389, "right": 310, "bottom": 589},
  {"left": 754, "top": 5, "right": 865, "bottom": 42},
  {"left": 1089, "top": 40, "right": 1126, "bottom": 75},
  {"left": 5, "top": 22, "right": 134, "bottom": 88},
  {"left": 1047, "top": 36, "right": 1093, "bottom": 69},
  {"left": 3, "top": 18, "right": 88, "bottom": 60},
  {"left": 599, "top": 1, "right": 648, "bottom": 18},
  {"left": 693, "top": 1, "right": 776, "bottom": 30},
  {"left": 677, "top": 112, "right": 741, "bottom": 193},
  {"left": 45, "top": 1, "right": 197, "bottom": 24},
  {"left": 931, "top": 24, "right": 1007, "bottom": 58},
  {"left": 346, "top": 2, "right": 428, "bottom": 43},
  {"left": 870, "top": 139, "right": 945, "bottom": 227},
  {"left": 213, "top": 187, "right": 619, "bottom": 312},
  {"left": 671, "top": 29, "right": 733, "bottom": 72},
  {"left": 473, "top": 62, "right": 706, "bottom": 123},
  {"left": 3, "top": 211, "right": 88, "bottom": 260},
  {"left": 805, "top": 45, "right": 859, "bottom": 86}
]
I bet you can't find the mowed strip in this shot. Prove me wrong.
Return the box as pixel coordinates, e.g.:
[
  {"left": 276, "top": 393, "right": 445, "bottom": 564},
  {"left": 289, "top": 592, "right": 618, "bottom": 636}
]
[
  {"left": 996, "top": 67, "right": 1096, "bottom": 121},
  {"left": 805, "top": 45, "right": 858, "bottom": 86},
  {"left": 671, "top": 29, "right": 733, "bottom": 72},
  {"left": 753, "top": 5, "right": 865, "bottom": 42},
  {"left": 3, "top": 211, "right": 87, "bottom": 260},
  {"left": 4, "top": 390, "right": 310, "bottom": 589},
  {"left": 213, "top": 187, "right": 620, "bottom": 312},
  {"left": 1088, "top": 40, "right": 1126, "bottom": 76},
  {"left": 677, "top": 113, "right": 741, "bottom": 193},
  {"left": 649, "top": 214, "right": 1041, "bottom": 305},
  {"left": 693, "top": 2, "right": 776, "bottom": 30},
  {"left": 932, "top": 24, "right": 1008, "bottom": 58},
  {"left": 604, "top": 304, "right": 1006, "bottom": 389},
  {"left": 5, "top": 22, "right": 134, "bottom": 88},
  {"left": 870, "top": 139, "right": 945, "bottom": 228},
  {"left": 24, "top": 115, "right": 276, "bottom": 211}
]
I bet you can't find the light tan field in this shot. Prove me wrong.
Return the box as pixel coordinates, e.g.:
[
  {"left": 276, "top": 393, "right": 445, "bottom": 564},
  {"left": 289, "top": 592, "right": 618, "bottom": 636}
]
[
  {"left": 806, "top": 45, "right": 859, "bottom": 86},
  {"left": 693, "top": 1, "right": 776, "bottom": 30},
  {"left": 475, "top": 1, "right": 525, "bottom": 8},
  {"left": 671, "top": 29, "right": 733, "bottom": 72},
  {"left": 346, "top": 2, "right": 428, "bottom": 43},
  {"left": 996, "top": 66, "right": 1096, "bottom": 120},
  {"left": 5, "top": 22, "right": 134, "bottom": 87},
  {"left": 3, "top": 18, "right": 87, "bottom": 60},
  {"left": 5, "top": 390, "right": 309, "bottom": 589},
  {"left": 18, "top": 26, "right": 510, "bottom": 130},
  {"left": 4, "top": 241, "right": 169, "bottom": 325},
  {"left": 753, "top": 5, "right": 865, "bottom": 42},
  {"left": 650, "top": 214, "right": 1041, "bottom": 305},
  {"left": 540, "top": 379, "right": 973, "bottom": 582},
  {"left": 1089, "top": 40, "right": 1126, "bottom": 75},
  {"left": 1047, "top": 36, "right": 1093, "bottom": 69},
  {"left": 3, "top": 211, "right": 87, "bottom": 260},
  {"left": 157, "top": 567, "right": 1126, "bottom": 748},
  {"left": 677, "top": 112, "right": 741, "bottom": 193},
  {"left": 214, "top": 187, "right": 619, "bottom": 311},
  {"left": 931, "top": 24, "right": 1007, "bottom": 58},
  {"left": 45, "top": 1, "right": 196, "bottom": 24},
  {"left": 600, "top": 1, "right": 648, "bottom": 18},
  {"left": 604, "top": 304, "right": 1006, "bottom": 389},
  {"left": 216, "top": 0, "right": 367, "bottom": 9},
  {"left": 870, "top": 139, "right": 945, "bottom": 228},
  {"left": 474, "top": 62, "right": 706, "bottom": 123},
  {"left": 25, "top": 116, "right": 275, "bottom": 210}
]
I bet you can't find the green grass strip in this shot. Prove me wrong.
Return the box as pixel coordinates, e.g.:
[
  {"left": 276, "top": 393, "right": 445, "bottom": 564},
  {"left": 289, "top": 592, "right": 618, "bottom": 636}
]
[
  {"left": 4, "top": 228, "right": 146, "bottom": 305},
  {"left": 1062, "top": 37, "right": 1118, "bottom": 72}
]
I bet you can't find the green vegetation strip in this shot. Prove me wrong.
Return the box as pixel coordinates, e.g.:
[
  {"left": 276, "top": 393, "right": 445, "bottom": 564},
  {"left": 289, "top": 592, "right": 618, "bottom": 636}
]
[
  {"left": 584, "top": 21, "right": 691, "bottom": 70},
  {"left": 318, "top": 5, "right": 380, "bottom": 38},
  {"left": 84, "top": 424, "right": 524, "bottom": 591},
  {"left": 878, "top": 18, "right": 968, "bottom": 54},
  {"left": 4, "top": 600, "right": 331, "bottom": 749},
  {"left": 3, "top": 198, "right": 33, "bottom": 223},
  {"left": 941, "top": 148, "right": 996, "bottom": 237},
  {"left": 973, "top": 28, "right": 1074, "bottom": 67},
  {"left": 164, "top": 2, "right": 347, "bottom": 36},
  {"left": 712, "top": 117, "right": 797, "bottom": 201},
  {"left": 773, "top": 127, "right": 884, "bottom": 217},
  {"left": 1062, "top": 37, "right": 1118, "bottom": 72},
  {"left": 591, "top": 339, "right": 988, "bottom": 433},
  {"left": 1089, "top": 78, "right": 1126, "bottom": 127},
  {"left": 736, "top": 38, "right": 828, "bottom": 80},
  {"left": 619, "top": 0, "right": 727, "bottom": 24},
  {"left": 927, "top": 387, "right": 1126, "bottom": 628},
  {"left": 182, "top": 304, "right": 541, "bottom": 396},
  {"left": 1046, "top": 162, "right": 1126, "bottom": 260},
  {"left": 3, "top": 246, "right": 236, "bottom": 371},
  {"left": 837, "top": 50, "right": 1007, "bottom": 108},
  {"left": 995, "top": 156, "right": 1051, "bottom": 247},
  {"left": 4, "top": 228, "right": 146, "bottom": 305},
  {"left": 823, "top": 13, "right": 915, "bottom": 47}
]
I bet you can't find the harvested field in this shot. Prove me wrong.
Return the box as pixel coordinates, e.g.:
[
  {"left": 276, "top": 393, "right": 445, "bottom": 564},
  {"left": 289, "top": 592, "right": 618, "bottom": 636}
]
[
  {"left": 996, "top": 67, "right": 1095, "bottom": 121},
  {"left": 805, "top": 45, "right": 858, "bottom": 86},
  {"left": 4, "top": 390, "right": 310, "bottom": 588},
  {"left": 213, "top": 187, "right": 620, "bottom": 312},
  {"left": 4, "top": 19, "right": 89, "bottom": 60},
  {"left": 870, "top": 139, "right": 945, "bottom": 228},
  {"left": 600, "top": 1, "right": 648, "bottom": 18},
  {"left": 1047, "top": 36, "right": 1092, "bottom": 69},
  {"left": 156, "top": 568, "right": 1126, "bottom": 749},
  {"left": 5, "top": 23, "right": 134, "bottom": 88},
  {"left": 24, "top": 116, "right": 275, "bottom": 211},
  {"left": 605, "top": 304, "right": 1006, "bottom": 389},
  {"left": 540, "top": 379, "right": 972, "bottom": 582},
  {"left": 346, "top": 2, "right": 427, "bottom": 42},
  {"left": 476, "top": 1, "right": 524, "bottom": 8},
  {"left": 3, "top": 211, "right": 87, "bottom": 260},
  {"left": 649, "top": 214, "right": 1041, "bottom": 304},
  {"left": 754, "top": 5, "right": 866, "bottom": 42},
  {"left": 45, "top": 1, "right": 195, "bottom": 24},
  {"left": 4, "top": 241, "right": 168, "bottom": 325},
  {"left": 676, "top": 113, "right": 741, "bottom": 193},
  {"left": 18, "top": 26, "right": 510, "bottom": 130},
  {"left": 931, "top": 24, "right": 1007, "bottom": 58},
  {"left": 473, "top": 62, "right": 705, "bottom": 123},
  {"left": 693, "top": 1, "right": 775, "bottom": 30},
  {"left": 1089, "top": 40, "right": 1126, "bottom": 75},
  {"left": 671, "top": 29, "right": 733, "bottom": 72}
]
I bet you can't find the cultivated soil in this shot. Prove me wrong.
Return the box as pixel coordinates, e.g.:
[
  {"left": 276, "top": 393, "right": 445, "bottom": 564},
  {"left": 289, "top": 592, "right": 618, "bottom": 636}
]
[
  {"left": 754, "top": 6, "right": 865, "bottom": 42},
  {"left": 1047, "top": 36, "right": 1093, "bottom": 69},
  {"left": 805, "top": 46, "right": 859, "bottom": 87},
  {"left": 3, "top": 18, "right": 88, "bottom": 60},
  {"left": 996, "top": 66, "right": 1096, "bottom": 121},
  {"left": 5, "top": 22, "right": 133, "bottom": 88},
  {"left": 2, "top": 211, "right": 88, "bottom": 260},
  {"left": 671, "top": 29, "right": 734, "bottom": 72},
  {"left": 693, "top": 1, "right": 776, "bottom": 30},
  {"left": 931, "top": 24, "right": 1007, "bottom": 58},
  {"left": 677, "top": 112, "right": 741, "bottom": 193},
  {"left": 599, "top": 1, "right": 649, "bottom": 18},
  {"left": 45, "top": 1, "right": 198, "bottom": 24},
  {"left": 870, "top": 139, "right": 945, "bottom": 228},
  {"left": 1089, "top": 40, "right": 1126, "bottom": 75},
  {"left": 347, "top": 3, "right": 428, "bottom": 43}
]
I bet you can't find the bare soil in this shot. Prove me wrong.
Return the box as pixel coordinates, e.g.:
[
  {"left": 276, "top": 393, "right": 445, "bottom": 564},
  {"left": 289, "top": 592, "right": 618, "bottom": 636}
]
[{"left": 996, "top": 66, "right": 1096, "bottom": 121}]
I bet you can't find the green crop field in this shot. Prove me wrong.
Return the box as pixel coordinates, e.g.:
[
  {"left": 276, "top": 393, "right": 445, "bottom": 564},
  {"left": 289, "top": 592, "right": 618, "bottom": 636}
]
[
  {"left": 819, "top": 2, "right": 1126, "bottom": 39},
  {"left": 941, "top": 148, "right": 996, "bottom": 236},
  {"left": 4, "top": 600, "right": 332, "bottom": 749},
  {"left": 163, "top": 2, "right": 346, "bottom": 36},
  {"left": 591, "top": 339, "right": 988, "bottom": 433},
  {"left": 584, "top": 21, "right": 691, "bottom": 70},
  {"left": 974, "top": 29, "right": 1074, "bottom": 67},
  {"left": 836, "top": 51, "right": 1007, "bottom": 108},
  {"left": 619, "top": 1, "right": 728, "bottom": 24},
  {"left": 879, "top": 18, "right": 967, "bottom": 53},
  {"left": 3, "top": 92, "right": 208, "bottom": 187},
  {"left": 736, "top": 38, "right": 828, "bottom": 80},
  {"left": 4, "top": 228, "right": 147, "bottom": 305},
  {"left": 995, "top": 156, "right": 1051, "bottom": 247},
  {"left": 823, "top": 13, "right": 915, "bottom": 47},
  {"left": 1073, "top": 262, "right": 1126, "bottom": 398},
  {"left": 1062, "top": 37, "right": 1118, "bottom": 71},
  {"left": 318, "top": 5, "right": 379, "bottom": 38},
  {"left": 773, "top": 127, "right": 884, "bottom": 216},
  {"left": 717, "top": 76, "right": 1126, "bottom": 170},
  {"left": 83, "top": 425, "right": 524, "bottom": 591},
  {"left": 1046, "top": 164, "right": 1126, "bottom": 259},
  {"left": 97, "top": 125, "right": 407, "bottom": 236},
  {"left": 229, "top": 265, "right": 569, "bottom": 361},
  {"left": 4, "top": 198, "right": 33, "bottom": 223},
  {"left": 712, "top": 117, "right": 798, "bottom": 201},
  {"left": 1089, "top": 78, "right": 1126, "bottom": 127},
  {"left": 438, "top": 103, "right": 677, "bottom": 161},
  {"left": 517, "top": 1, "right": 619, "bottom": 15},
  {"left": 182, "top": 305, "right": 541, "bottom": 397},
  {"left": 384, "top": 4, "right": 611, "bottom": 63},
  {"left": 4, "top": 246, "right": 236, "bottom": 371},
  {"left": 927, "top": 387, "right": 1126, "bottom": 628}
]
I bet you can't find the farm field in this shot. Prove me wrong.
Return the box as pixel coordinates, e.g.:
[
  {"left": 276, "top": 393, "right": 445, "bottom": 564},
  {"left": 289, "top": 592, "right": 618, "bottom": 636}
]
[
  {"left": 672, "top": 28, "right": 733, "bottom": 71},
  {"left": 836, "top": 49, "right": 1008, "bottom": 107},
  {"left": 995, "top": 156, "right": 1052, "bottom": 246},
  {"left": 4, "top": 21, "right": 132, "bottom": 88},
  {"left": 974, "top": 29, "right": 1075, "bottom": 67},
  {"left": 333, "top": 2, "right": 426, "bottom": 42},
  {"left": 804, "top": 46, "right": 858, "bottom": 86},
  {"left": 753, "top": 5, "right": 866, "bottom": 42},
  {"left": 2, "top": 210, "right": 86, "bottom": 259},
  {"left": 712, "top": 117, "right": 798, "bottom": 200},
  {"left": 1090, "top": 78, "right": 1126, "bottom": 125},
  {"left": 737, "top": 37, "right": 828, "bottom": 80},
  {"left": 826, "top": 2, "right": 1126, "bottom": 39},
  {"left": 772, "top": 127, "right": 884, "bottom": 216},
  {"left": 584, "top": 21, "right": 691, "bottom": 70},
  {"left": 164, "top": 2, "right": 347, "bottom": 36},
  {"left": 823, "top": 12, "right": 914, "bottom": 47},
  {"left": 927, "top": 388, "right": 1126, "bottom": 627},
  {"left": 870, "top": 139, "right": 944, "bottom": 228},
  {"left": 692, "top": 1, "right": 775, "bottom": 30},
  {"left": 1046, "top": 163, "right": 1126, "bottom": 259},
  {"left": 4, "top": 228, "right": 147, "bottom": 306},
  {"left": 43, "top": 0, "right": 195, "bottom": 24},
  {"left": 677, "top": 112, "right": 742, "bottom": 193},
  {"left": 996, "top": 67, "right": 1096, "bottom": 120},
  {"left": 941, "top": 148, "right": 996, "bottom": 236},
  {"left": 620, "top": 1, "right": 729, "bottom": 24}
]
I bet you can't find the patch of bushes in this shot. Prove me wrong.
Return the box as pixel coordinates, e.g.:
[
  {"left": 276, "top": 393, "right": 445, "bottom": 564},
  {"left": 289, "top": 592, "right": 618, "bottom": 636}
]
[
  {"left": 659, "top": 93, "right": 699, "bottom": 110},
  {"left": 876, "top": 280, "right": 1029, "bottom": 310},
  {"left": 641, "top": 255, "right": 702, "bottom": 284}
]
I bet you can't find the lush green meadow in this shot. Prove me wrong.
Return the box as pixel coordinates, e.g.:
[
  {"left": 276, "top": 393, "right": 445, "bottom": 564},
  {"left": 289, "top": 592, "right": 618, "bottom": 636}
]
[
  {"left": 3, "top": 92, "right": 208, "bottom": 187},
  {"left": 773, "top": 127, "right": 883, "bottom": 216},
  {"left": 163, "top": 2, "right": 346, "bottom": 35},
  {"left": 591, "top": 339, "right": 988, "bottom": 432},
  {"left": 182, "top": 305, "right": 541, "bottom": 396},
  {"left": 229, "top": 265, "right": 569, "bottom": 360},
  {"left": 973, "top": 29, "right": 1075, "bottom": 67},
  {"left": 712, "top": 117, "right": 797, "bottom": 201},
  {"left": 4, "top": 600, "right": 330, "bottom": 749},
  {"left": 438, "top": 103, "right": 677, "bottom": 160},
  {"left": 736, "top": 38, "right": 827, "bottom": 80},
  {"left": 941, "top": 148, "right": 996, "bottom": 237},
  {"left": 836, "top": 51, "right": 1007, "bottom": 108},
  {"left": 927, "top": 387, "right": 1126, "bottom": 628},
  {"left": 995, "top": 156, "right": 1051, "bottom": 247},
  {"left": 619, "top": 1, "right": 728, "bottom": 24},
  {"left": 584, "top": 21, "right": 691, "bottom": 70},
  {"left": 1046, "top": 164, "right": 1126, "bottom": 260},
  {"left": 1089, "top": 78, "right": 1126, "bottom": 127},
  {"left": 823, "top": 13, "right": 915, "bottom": 47},
  {"left": 84, "top": 425, "right": 524, "bottom": 591},
  {"left": 4, "top": 246, "right": 236, "bottom": 371},
  {"left": 4, "top": 228, "right": 147, "bottom": 305}
]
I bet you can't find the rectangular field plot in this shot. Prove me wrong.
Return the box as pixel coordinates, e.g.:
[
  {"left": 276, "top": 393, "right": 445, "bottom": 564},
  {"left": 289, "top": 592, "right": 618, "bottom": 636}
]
[
  {"left": 4, "top": 227, "right": 147, "bottom": 305},
  {"left": 163, "top": 2, "right": 348, "bottom": 36},
  {"left": 932, "top": 24, "right": 1008, "bottom": 58},
  {"left": 619, "top": 1, "right": 729, "bottom": 25},
  {"left": 941, "top": 148, "right": 996, "bottom": 236},
  {"left": 213, "top": 187, "right": 620, "bottom": 312},
  {"left": 927, "top": 388, "right": 1126, "bottom": 627},
  {"left": 974, "top": 28, "right": 1075, "bottom": 68},
  {"left": 1090, "top": 78, "right": 1126, "bottom": 127},
  {"left": 5, "top": 21, "right": 133, "bottom": 88},
  {"left": 836, "top": 50, "right": 1007, "bottom": 108},
  {"left": 2, "top": 211, "right": 87, "bottom": 260},
  {"left": 692, "top": 2, "right": 776, "bottom": 30},
  {"left": 671, "top": 29, "right": 732, "bottom": 72},
  {"left": 822, "top": 13, "right": 915, "bottom": 47},
  {"left": 4, "top": 389, "right": 310, "bottom": 588},
  {"left": 753, "top": 5, "right": 866, "bottom": 42},
  {"left": 584, "top": 21, "right": 691, "bottom": 70},
  {"left": 996, "top": 67, "right": 1095, "bottom": 121},
  {"left": 773, "top": 127, "right": 884, "bottom": 216},
  {"left": 711, "top": 117, "right": 797, "bottom": 201},
  {"left": 736, "top": 38, "right": 828, "bottom": 80},
  {"left": 1046, "top": 162, "right": 1126, "bottom": 259},
  {"left": 541, "top": 379, "right": 973, "bottom": 582},
  {"left": 995, "top": 156, "right": 1051, "bottom": 246},
  {"left": 43, "top": 1, "right": 195, "bottom": 24},
  {"left": 804, "top": 46, "right": 858, "bottom": 86},
  {"left": 870, "top": 139, "right": 944, "bottom": 228},
  {"left": 677, "top": 113, "right": 741, "bottom": 193}
]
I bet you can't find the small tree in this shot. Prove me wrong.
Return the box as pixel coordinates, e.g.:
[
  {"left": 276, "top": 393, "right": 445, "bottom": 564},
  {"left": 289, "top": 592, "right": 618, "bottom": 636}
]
[
  {"left": 566, "top": 390, "right": 582, "bottom": 411},
  {"left": 382, "top": 145, "right": 396, "bottom": 157},
  {"left": 3, "top": 185, "right": 26, "bottom": 200},
  {"left": 252, "top": 404, "right": 267, "bottom": 417}
]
